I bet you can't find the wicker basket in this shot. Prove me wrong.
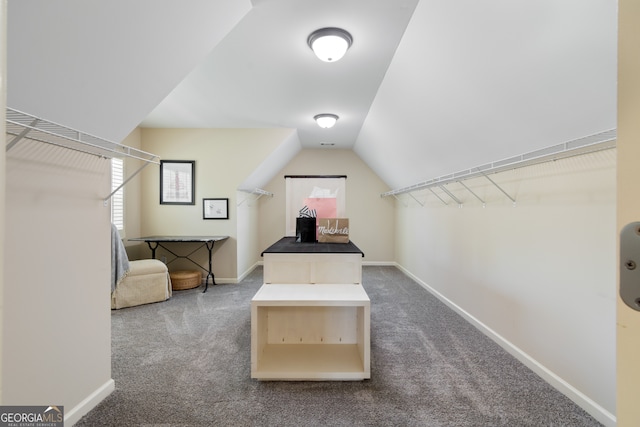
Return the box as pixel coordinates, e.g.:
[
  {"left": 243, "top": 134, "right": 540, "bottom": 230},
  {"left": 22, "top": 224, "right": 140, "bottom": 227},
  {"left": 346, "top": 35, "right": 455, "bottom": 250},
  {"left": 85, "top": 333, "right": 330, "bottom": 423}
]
[{"left": 170, "top": 270, "right": 201, "bottom": 291}]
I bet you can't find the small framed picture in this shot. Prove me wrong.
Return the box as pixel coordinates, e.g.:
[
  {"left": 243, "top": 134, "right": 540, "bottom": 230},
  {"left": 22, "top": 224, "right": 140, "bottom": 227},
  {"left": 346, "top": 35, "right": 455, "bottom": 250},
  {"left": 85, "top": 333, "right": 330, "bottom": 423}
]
[
  {"left": 160, "top": 160, "right": 195, "bottom": 205},
  {"left": 203, "top": 198, "right": 229, "bottom": 220}
]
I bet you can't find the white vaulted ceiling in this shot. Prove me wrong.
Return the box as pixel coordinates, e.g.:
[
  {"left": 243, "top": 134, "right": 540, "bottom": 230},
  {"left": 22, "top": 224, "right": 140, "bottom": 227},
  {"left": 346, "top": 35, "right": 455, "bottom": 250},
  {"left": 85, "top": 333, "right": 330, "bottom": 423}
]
[
  {"left": 7, "top": 0, "right": 617, "bottom": 191},
  {"left": 140, "top": 0, "right": 420, "bottom": 150},
  {"left": 6, "top": 0, "right": 252, "bottom": 143},
  {"left": 355, "top": 0, "right": 617, "bottom": 189}
]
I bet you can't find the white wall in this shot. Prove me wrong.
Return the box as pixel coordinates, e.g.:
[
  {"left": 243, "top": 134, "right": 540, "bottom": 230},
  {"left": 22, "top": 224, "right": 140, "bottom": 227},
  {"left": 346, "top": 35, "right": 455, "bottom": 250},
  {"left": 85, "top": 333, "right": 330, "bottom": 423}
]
[
  {"left": 2, "top": 139, "right": 114, "bottom": 424},
  {"left": 236, "top": 190, "right": 260, "bottom": 280},
  {"left": 394, "top": 149, "right": 616, "bottom": 425},
  {"left": 259, "top": 149, "right": 395, "bottom": 263}
]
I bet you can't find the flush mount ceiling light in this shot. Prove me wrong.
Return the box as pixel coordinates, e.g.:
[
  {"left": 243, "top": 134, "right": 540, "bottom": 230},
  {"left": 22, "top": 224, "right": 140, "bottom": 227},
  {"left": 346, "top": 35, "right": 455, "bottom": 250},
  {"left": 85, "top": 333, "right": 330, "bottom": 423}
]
[
  {"left": 307, "top": 27, "right": 353, "bottom": 62},
  {"left": 314, "top": 113, "right": 339, "bottom": 128}
]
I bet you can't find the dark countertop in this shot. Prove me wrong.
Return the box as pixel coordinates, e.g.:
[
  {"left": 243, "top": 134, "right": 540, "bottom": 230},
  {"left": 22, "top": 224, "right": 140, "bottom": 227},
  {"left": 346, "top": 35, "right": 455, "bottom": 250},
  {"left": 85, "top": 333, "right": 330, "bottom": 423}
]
[{"left": 261, "top": 236, "right": 364, "bottom": 257}]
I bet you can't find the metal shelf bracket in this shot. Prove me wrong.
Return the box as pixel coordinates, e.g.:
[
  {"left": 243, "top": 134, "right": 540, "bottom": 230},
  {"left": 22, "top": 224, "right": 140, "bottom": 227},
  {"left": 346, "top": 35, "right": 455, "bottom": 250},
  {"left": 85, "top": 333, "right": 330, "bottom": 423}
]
[
  {"left": 238, "top": 188, "right": 274, "bottom": 206},
  {"left": 439, "top": 185, "right": 462, "bottom": 207},
  {"left": 408, "top": 193, "right": 424, "bottom": 207},
  {"left": 429, "top": 188, "right": 448, "bottom": 205},
  {"left": 458, "top": 181, "right": 485, "bottom": 207},
  {"left": 477, "top": 169, "right": 516, "bottom": 206}
]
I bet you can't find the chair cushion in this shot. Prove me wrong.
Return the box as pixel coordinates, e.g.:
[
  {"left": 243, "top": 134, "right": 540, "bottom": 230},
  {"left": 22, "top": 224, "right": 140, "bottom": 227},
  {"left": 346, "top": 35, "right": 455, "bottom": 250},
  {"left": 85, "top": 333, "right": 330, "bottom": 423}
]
[
  {"left": 128, "top": 259, "right": 168, "bottom": 276},
  {"left": 111, "top": 259, "right": 172, "bottom": 309}
]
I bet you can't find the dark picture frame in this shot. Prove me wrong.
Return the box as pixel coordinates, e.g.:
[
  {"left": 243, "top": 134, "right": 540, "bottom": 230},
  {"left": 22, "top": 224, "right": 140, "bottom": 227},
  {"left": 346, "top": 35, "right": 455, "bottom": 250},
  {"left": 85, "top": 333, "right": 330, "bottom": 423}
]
[
  {"left": 203, "top": 198, "right": 229, "bottom": 220},
  {"left": 160, "top": 160, "right": 195, "bottom": 205}
]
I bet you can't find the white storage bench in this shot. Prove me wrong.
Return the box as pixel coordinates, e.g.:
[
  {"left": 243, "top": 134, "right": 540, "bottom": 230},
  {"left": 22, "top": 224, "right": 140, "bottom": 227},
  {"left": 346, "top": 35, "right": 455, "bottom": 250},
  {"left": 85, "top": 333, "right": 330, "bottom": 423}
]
[
  {"left": 261, "top": 237, "right": 364, "bottom": 285},
  {"left": 251, "top": 283, "right": 370, "bottom": 381}
]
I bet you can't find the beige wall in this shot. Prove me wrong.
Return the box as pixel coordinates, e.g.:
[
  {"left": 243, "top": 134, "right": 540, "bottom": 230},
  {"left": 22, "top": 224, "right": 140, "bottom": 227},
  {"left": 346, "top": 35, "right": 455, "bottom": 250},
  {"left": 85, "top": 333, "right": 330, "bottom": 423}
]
[
  {"left": 236, "top": 189, "right": 260, "bottom": 279},
  {"left": 394, "top": 150, "right": 616, "bottom": 425},
  {"left": 259, "top": 149, "right": 395, "bottom": 263},
  {"left": 134, "top": 137, "right": 395, "bottom": 279},
  {"left": 138, "top": 128, "right": 291, "bottom": 281}
]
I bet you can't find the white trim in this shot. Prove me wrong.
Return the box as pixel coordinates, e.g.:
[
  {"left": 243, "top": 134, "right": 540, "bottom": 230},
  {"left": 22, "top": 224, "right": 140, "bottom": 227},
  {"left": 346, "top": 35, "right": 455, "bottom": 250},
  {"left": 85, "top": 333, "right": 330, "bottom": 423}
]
[
  {"left": 192, "top": 264, "right": 260, "bottom": 286},
  {"left": 209, "top": 277, "right": 239, "bottom": 285},
  {"left": 237, "top": 262, "right": 260, "bottom": 283},
  {"left": 181, "top": 261, "right": 262, "bottom": 285},
  {"left": 110, "top": 157, "right": 124, "bottom": 232},
  {"left": 362, "top": 260, "right": 397, "bottom": 267},
  {"left": 395, "top": 264, "right": 616, "bottom": 427},
  {"left": 65, "top": 379, "right": 115, "bottom": 426}
]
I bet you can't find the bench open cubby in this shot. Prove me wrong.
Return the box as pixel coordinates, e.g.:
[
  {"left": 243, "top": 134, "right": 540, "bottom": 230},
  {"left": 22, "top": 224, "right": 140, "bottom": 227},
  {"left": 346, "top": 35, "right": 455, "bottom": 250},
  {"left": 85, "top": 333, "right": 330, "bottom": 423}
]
[{"left": 251, "top": 283, "right": 370, "bottom": 381}]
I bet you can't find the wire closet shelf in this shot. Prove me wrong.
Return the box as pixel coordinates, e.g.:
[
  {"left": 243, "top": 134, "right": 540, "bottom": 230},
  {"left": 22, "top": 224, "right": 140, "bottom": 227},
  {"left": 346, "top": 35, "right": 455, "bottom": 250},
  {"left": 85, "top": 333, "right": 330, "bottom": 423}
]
[
  {"left": 237, "top": 188, "right": 274, "bottom": 206},
  {"left": 381, "top": 129, "right": 617, "bottom": 205},
  {"left": 5, "top": 107, "right": 161, "bottom": 202}
]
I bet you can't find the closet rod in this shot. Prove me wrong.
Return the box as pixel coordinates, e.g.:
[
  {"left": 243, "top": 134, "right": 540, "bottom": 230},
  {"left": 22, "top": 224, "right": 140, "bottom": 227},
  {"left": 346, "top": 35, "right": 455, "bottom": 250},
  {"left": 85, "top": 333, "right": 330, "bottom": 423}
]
[{"left": 381, "top": 129, "right": 616, "bottom": 198}]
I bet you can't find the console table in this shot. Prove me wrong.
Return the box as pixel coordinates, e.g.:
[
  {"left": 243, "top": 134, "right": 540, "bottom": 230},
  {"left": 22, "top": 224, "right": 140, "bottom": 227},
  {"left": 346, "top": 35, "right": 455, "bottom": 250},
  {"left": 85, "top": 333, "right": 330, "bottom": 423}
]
[
  {"left": 251, "top": 283, "right": 370, "bottom": 381},
  {"left": 129, "top": 235, "right": 228, "bottom": 292}
]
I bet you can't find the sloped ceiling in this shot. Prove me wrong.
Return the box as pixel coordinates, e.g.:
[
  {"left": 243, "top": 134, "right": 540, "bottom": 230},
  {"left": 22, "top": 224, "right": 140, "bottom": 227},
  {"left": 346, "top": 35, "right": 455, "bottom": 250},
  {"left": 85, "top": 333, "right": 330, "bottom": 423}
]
[
  {"left": 6, "top": 0, "right": 617, "bottom": 192},
  {"left": 355, "top": 0, "right": 617, "bottom": 189},
  {"left": 6, "top": 0, "right": 252, "bottom": 142},
  {"left": 140, "top": 0, "right": 420, "bottom": 150}
]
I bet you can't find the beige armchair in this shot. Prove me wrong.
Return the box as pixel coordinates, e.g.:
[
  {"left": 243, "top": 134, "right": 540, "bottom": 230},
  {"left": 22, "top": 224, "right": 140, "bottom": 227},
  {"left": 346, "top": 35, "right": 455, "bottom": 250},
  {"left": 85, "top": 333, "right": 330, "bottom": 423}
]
[
  {"left": 111, "top": 225, "right": 172, "bottom": 309},
  {"left": 111, "top": 259, "right": 172, "bottom": 309}
]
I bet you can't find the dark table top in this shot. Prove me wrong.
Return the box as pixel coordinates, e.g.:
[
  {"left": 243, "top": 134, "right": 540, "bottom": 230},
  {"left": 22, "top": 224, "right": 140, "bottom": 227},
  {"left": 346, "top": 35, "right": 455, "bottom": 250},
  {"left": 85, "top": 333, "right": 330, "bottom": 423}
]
[
  {"left": 261, "top": 236, "right": 364, "bottom": 257},
  {"left": 129, "top": 235, "right": 229, "bottom": 243}
]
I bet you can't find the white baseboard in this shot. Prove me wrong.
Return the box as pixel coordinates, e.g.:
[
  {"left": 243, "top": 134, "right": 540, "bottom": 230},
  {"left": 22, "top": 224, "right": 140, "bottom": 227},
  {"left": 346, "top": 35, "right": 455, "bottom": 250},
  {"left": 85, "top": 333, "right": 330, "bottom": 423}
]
[
  {"left": 237, "top": 262, "right": 260, "bottom": 283},
  {"left": 362, "top": 261, "right": 397, "bottom": 266},
  {"left": 66, "top": 379, "right": 115, "bottom": 426},
  {"left": 395, "top": 264, "right": 616, "bottom": 427},
  {"left": 196, "top": 262, "right": 261, "bottom": 285},
  {"left": 204, "top": 277, "right": 238, "bottom": 285}
]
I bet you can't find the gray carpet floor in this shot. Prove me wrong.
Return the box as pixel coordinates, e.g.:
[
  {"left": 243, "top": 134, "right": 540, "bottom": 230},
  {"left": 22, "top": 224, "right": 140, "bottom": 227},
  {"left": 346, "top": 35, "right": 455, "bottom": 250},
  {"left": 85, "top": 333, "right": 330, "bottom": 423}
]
[{"left": 76, "top": 266, "right": 603, "bottom": 426}]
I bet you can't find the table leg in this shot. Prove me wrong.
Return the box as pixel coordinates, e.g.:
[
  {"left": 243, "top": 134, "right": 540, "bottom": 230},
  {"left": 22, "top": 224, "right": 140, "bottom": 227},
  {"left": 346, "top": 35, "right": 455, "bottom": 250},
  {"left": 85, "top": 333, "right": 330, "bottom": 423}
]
[
  {"left": 204, "top": 240, "right": 216, "bottom": 293},
  {"left": 140, "top": 239, "right": 221, "bottom": 293},
  {"left": 146, "top": 241, "right": 159, "bottom": 259}
]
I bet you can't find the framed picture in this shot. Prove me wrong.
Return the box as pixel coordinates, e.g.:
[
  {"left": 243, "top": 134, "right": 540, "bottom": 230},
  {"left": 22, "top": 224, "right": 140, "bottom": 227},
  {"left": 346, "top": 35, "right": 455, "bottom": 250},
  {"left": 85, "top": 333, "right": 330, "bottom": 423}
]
[
  {"left": 160, "top": 160, "right": 195, "bottom": 205},
  {"left": 203, "top": 198, "right": 229, "bottom": 220}
]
